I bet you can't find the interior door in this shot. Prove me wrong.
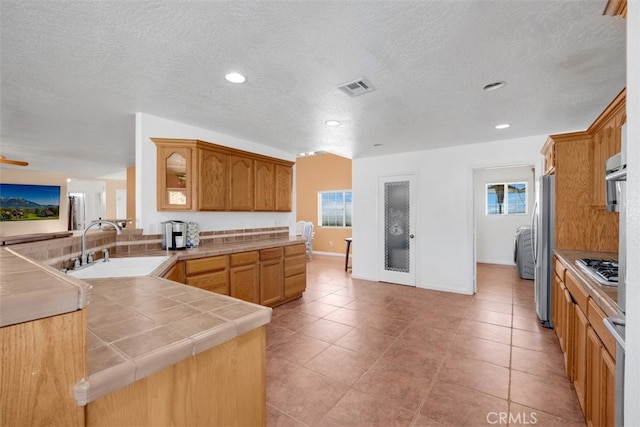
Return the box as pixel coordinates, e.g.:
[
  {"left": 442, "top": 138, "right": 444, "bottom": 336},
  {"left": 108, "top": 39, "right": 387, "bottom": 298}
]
[{"left": 378, "top": 175, "right": 416, "bottom": 286}]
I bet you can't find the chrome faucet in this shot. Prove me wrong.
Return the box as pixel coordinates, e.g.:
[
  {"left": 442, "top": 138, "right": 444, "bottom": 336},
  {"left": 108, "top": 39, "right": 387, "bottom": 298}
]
[{"left": 81, "top": 220, "right": 121, "bottom": 266}]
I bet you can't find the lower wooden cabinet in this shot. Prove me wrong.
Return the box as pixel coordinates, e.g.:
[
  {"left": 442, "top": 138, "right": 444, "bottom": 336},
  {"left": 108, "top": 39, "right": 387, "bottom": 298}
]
[
  {"left": 259, "top": 248, "right": 283, "bottom": 306},
  {"left": 553, "top": 257, "right": 617, "bottom": 427},
  {"left": 586, "top": 326, "right": 616, "bottom": 427},
  {"left": 162, "top": 244, "right": 306, "bottom": 307},
  {"left": 573, "top": 304, "right": 588, "bottom": 412},
  {"left": 184, "top": 256, "right": 229, "bottom": 295},
  {"left": 230, "top": 251, "right": 260, "bottom": 304}
]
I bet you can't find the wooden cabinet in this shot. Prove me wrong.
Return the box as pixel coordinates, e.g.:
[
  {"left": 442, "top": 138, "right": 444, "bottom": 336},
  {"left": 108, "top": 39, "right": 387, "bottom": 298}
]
[
  {"left": 283, "top": 244, "right": 306, "bottom": 298},
  {"left": 544, "top": 89, "right": 624, "bottom": 253},
  {"left": 230, "top": 251, "right": 260, "bottom": 304},
  {"left": 254, "top": 160, "right": 275, "bottom": 211},
  {"left": 573, "top": 303, "right": 589, "bottom": 412},
  {"left": 185, "top": 256, "right": 229, "bottom": 295},
  {"left": 229, "top": 156, "right": 255, "bottom": 211},
  {"left": 153, "top": 138, "right": 294, "bottom": 212},
  {"left": 275, "top": 164, "right": 293, "bottom": 212},
  {"left": 586, "top": 325, "right": 616, "bottom": 427},
  {"left": 553, "top": 257, "right": 618, "bottom": 426},
  {"left": 199, "top": 149, "right": 227, "bottom": 210},
  {"left": 155, "top": 144, "right": 194, "bottom": 211},
  {"left": 259, "top": 248, "right": 283, "bottom": 306},
  {"left": 163, "top": 260, "right": 185, "bottom": 283},
  {"left": 541, "top": 137, "right": 555, "bottom": 175}
]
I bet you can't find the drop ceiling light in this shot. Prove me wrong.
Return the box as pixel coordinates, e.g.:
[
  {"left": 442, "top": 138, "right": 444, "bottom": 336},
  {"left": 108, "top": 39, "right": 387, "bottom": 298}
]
[
  {"left": 325, "top": 120, "right": 341, "bottom": 127},
  {"left": 495, "top": 123, "right": 510, "bottom": 129},
  {"left": 483, "top": 81, "right": 507, "bottom": 91},
  {"left": 225, "top": 72, "right": 246, "bottom": 84}
]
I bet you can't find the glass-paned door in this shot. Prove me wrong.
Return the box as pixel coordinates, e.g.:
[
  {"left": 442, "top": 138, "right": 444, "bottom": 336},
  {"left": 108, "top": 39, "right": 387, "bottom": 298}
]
[{"left": 379, "top": 175, "right": 416, "bottom": 286}]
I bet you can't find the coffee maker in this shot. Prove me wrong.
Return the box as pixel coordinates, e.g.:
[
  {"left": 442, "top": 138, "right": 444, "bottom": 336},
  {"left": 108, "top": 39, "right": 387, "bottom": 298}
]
[{"left": 162, "top": 220, "right": 187, "bottom": 250}]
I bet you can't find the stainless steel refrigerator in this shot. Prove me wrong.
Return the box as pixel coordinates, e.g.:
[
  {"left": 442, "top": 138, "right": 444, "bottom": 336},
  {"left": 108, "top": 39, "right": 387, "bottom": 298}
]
[{"left": 531, "top": 174, "right": 555, "bottom": 328}]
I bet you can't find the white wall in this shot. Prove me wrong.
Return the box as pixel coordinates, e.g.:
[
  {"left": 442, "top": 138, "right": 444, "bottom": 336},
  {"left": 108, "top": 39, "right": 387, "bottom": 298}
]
[
  {"left": 474, "top": 166, "right": 535, "bottom": 265},
  {"left": 135, "top": 113, "right": 296, "bottom": 234},
  {"left": 352, "top": 134, "right": 545, "bottom": 294},
  {"left": 625, "top": 2, "right": 639, "bottom": 424}
]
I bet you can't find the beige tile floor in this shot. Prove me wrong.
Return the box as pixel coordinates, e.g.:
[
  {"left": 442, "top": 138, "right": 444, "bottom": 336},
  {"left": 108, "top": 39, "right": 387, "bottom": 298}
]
[{"left": 266, "top": 256, "right": 586, "bottom": 426}]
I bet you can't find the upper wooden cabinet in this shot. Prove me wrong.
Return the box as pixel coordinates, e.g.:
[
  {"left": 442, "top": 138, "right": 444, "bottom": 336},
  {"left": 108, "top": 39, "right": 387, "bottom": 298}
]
[
  {"left": 152, "top": 138, "right": 294, "bottom": 212},
  {"left": 541, "top": 138, "right": 555, "bottom": 175},
  {"left": 588, "top": 89, "right": 625, "bottom": 210}
]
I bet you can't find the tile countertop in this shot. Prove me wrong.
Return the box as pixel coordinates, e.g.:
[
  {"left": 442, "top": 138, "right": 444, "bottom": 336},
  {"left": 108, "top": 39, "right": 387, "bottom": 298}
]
[
  {"left": 554, "top": 249, "right": 620, "bottom": 318},
  {"left": 0, "top": 247, "right": 91, "bottom": 327},
  {"left": 2, "top": 237, "right": 308, "bottom": 405}
]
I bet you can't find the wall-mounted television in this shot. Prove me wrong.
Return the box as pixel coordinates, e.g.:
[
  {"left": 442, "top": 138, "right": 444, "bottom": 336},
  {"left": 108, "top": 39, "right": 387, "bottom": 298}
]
[{"left": 0, "top": 183, "right": 61, "bottom": 221}]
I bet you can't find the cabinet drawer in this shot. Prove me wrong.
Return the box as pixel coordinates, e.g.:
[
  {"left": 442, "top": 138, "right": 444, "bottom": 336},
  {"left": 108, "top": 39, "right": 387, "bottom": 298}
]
[
  {"left": 554, "top": 257, "right": 566, "bottom": 282},
  {"left": 185, "top": 256, "right": 228, "bottom": 276},
  {"left": 284, "top": 244, "right": 306, "bottom": 257},
  {"left": 284, "top": 273, "right": 306, "bottom": 298},
  {"left": 260, "top": 247, "right": 283, "bottom": 261},
  {"left": 588, "top": 299, "right": 616, "bottom": 359},
  {"left": 185, "top": 271, "right": 229, "bottom": 295},
  {"left": 565, "top": 272, "right": 589, "bottom": 313},
  {"left": 230, "top": 251, "right": 259, "bottom": 267},
  {"left": 284, "top": 255, "right": 306, "bottom": 277}
]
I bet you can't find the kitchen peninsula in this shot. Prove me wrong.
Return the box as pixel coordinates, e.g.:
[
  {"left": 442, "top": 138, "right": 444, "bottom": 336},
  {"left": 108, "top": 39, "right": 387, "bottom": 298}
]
[{"left": 0, "top": 230, "right": 304, "bottom": 426}]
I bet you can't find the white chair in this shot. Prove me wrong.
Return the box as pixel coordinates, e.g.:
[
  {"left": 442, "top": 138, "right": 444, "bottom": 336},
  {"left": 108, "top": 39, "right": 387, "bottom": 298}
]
[
  {"left": 302, "top": 221, "right": 314, "bottom": 260},
  {"left": 295, "top": 220, "right": 306, "bottom": 236}
]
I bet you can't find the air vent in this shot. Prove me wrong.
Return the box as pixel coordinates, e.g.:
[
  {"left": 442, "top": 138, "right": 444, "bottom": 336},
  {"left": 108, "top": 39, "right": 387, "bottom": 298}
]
[{"left": 337, "top": 78, "right": 376, "bottom": 97}]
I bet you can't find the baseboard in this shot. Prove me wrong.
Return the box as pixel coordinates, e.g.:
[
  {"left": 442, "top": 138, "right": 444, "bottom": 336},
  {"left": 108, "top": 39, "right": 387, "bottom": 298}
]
[{"left": 312, "top": 251, "right": 347, "bottom": 258}]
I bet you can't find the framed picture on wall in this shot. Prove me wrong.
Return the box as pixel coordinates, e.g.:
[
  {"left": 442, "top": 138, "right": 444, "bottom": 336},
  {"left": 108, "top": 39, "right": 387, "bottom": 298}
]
[{"left": 0, "top": 183, "right": 61, "bottom": 221}]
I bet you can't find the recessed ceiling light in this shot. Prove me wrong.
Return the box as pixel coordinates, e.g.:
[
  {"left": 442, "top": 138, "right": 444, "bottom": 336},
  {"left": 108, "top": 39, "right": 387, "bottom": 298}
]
[
  {"left": 325, "top": 120, "right": 341, "bottom": 127},
  {"left": 225, "top": 72, "right": 246, "bottom": 84},
  {"left": 483, "top": 81, "right": 507, "bottom": 91},
  {"left": 495, "top": 123, "right": 510, "bottom": 129}
]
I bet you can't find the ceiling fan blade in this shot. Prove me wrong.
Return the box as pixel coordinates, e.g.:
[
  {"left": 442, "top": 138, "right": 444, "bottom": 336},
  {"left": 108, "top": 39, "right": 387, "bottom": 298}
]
[{"left": 0, "top": 155, "right": 29, "bottom": 166}]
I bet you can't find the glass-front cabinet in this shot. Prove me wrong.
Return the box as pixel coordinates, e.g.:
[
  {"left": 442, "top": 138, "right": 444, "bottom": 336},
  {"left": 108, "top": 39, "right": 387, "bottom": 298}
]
[{"left": 155, "top": 142, "right": 194, "bottom": 211}]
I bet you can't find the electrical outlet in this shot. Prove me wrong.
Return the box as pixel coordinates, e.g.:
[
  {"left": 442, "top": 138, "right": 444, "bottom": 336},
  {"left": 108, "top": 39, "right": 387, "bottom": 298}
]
[{"left": 329, "top": 241, "right": 333, "bottom": 247}]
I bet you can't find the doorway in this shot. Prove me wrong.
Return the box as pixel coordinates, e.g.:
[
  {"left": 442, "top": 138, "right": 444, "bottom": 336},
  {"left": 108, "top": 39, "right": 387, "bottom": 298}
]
[{"left": 378, "top": 174, "right": 417, "bottom": 286}]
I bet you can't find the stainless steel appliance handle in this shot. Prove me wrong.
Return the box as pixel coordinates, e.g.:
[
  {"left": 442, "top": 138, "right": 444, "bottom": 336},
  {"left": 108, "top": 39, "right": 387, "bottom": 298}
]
[
  {"left": 603, "top": 317, "right": 626, "bottom": 351},
  {"left": 606, "top": 169, "right": 627, "bottom": 182},
  {"left": 531, "top": 201, "right": 538, "bottom": 264}
]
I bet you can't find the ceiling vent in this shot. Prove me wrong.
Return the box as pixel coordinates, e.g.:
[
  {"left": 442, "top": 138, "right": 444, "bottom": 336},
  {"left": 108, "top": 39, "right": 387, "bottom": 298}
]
[{"left": 337, "top": 78, "right": 376, "bottom": 97}]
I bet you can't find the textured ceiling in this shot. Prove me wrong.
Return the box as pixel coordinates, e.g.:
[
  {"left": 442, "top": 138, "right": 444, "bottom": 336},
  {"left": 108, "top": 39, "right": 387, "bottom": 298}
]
[{"left": 0, "top": 1, "right": 626, "bottom": 178}]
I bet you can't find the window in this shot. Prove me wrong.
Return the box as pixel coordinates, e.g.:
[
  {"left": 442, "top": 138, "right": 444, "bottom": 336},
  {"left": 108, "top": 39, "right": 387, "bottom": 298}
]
[
  {"left": 318, "top": 190, "right": 352, "bottom": 227},
  {"left": 486, "top": 182, "right": 527, "bottom": 215}
]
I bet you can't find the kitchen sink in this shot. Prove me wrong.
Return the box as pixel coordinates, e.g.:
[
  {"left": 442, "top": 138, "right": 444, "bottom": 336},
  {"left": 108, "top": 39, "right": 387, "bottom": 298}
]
[{"left": 67, "top": 256, "right": 171, "bottom": 279}]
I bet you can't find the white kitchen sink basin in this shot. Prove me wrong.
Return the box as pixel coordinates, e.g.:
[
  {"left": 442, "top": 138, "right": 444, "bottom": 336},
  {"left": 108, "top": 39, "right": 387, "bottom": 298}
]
[{"left": 67, "top": 256, "right": 171, "bottom": 279}]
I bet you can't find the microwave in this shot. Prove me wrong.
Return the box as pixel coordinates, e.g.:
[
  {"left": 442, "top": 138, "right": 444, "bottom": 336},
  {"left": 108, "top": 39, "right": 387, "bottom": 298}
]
[{"left": 605, "top": 152, "right": 626, "bottom": 213}]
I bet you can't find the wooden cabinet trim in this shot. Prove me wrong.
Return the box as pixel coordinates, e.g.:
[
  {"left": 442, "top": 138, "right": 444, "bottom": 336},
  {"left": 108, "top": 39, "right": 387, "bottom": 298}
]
[
  {"left": 587, "top": 88, "right": 626, "bottom": 135},
  {"left": 565, "top": 272, "right": 590, "bottom": 314},
  {"left": 587, "top": 299, "right": 617, "bottom": 358},
  {"left": 260, "top": 247, "right": 283, "bottom": 261}
]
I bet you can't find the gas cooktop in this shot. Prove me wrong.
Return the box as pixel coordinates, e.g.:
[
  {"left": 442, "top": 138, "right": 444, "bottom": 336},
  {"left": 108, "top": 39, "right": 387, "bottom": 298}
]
[{"left": 575, "top": 258, "right": 618, "bottom": 287}]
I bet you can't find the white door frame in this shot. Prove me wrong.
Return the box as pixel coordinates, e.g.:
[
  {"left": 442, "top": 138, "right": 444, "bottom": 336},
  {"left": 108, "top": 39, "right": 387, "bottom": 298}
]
[{"left": 378, "top": 174, "right": 417, "bottom": 286}]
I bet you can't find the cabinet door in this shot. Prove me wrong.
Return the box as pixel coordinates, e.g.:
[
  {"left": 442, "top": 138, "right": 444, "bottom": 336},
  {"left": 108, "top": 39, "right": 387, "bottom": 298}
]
[
  {"left": 563, "top": 288, "right": 574, "bottom": 379},
  {"left": 573, "top": 305, "right": 588, "bottom": 412},
  {"left": 254, "top": 160, "right": 275, "bottom": 211},
  {"left": 156, "top": 146, "right": 193, "bottom": 210},
  {"left": 229, "top": 155, "right": 254, "bottom": 211},
  {"left": 163, "top": 261, "right": 185, "bottom": 283},
  {"left": 592, "top": 127, "right": 620, "bottom": 209},
  {"left": 284, "top": 274, "right": 306, "bottom": 299},
  {"left": 199, "top": 149, "right": 227, "bottom": 210},
  {"left": 552, "top": 273, "right": 562, "bottom": 336},
  {"left": 260, "top": 258, "right": 283, "bottom": 306},
  {"left": 586, "top": 326, "right": 603, "bottom": 427},
  {"left": 230, "top": 264, "right": 260, "bottom": 304},
  {"left": 275, "top": 164, "right": 293, "bottom": 212},
  {"left": 601, "top": 346, "right": 616, "bottom": 427}
]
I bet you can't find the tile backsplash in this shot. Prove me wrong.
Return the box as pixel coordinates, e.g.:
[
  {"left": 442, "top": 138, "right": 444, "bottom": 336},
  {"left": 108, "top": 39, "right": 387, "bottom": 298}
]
[{"left": 8, "top": 226, "right": 290, "bottom": 270}]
